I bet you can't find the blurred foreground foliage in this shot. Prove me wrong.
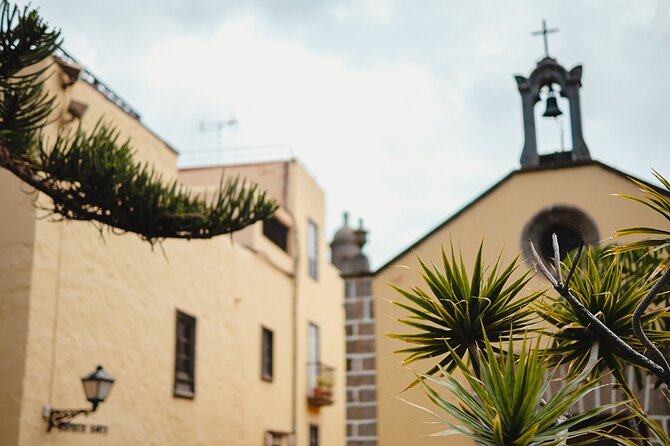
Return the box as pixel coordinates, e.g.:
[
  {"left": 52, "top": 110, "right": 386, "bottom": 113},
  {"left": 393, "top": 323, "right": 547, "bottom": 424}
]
[{"left": 0, "top": 1, "right": 277, "bottom": 244}]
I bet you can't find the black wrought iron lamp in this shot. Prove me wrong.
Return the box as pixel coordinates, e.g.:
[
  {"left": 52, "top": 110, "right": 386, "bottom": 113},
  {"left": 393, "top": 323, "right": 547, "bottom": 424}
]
[{"left": 45, "top": 365, "right": 115, "bottom": 432}]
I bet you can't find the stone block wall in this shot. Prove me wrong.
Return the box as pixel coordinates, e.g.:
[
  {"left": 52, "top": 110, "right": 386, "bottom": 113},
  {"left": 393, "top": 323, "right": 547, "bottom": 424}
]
[{"left": 345, "top": 275, "right": 377, "bottom": 446}]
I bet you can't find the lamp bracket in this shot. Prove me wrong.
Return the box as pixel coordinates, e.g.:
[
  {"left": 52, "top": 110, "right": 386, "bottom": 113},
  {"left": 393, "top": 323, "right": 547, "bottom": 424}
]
[{"left": 47, "top": 407, "right": 93, "bottom": 432}]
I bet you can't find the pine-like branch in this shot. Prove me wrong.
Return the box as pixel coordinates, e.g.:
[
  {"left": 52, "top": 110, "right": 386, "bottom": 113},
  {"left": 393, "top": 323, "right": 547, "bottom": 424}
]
[{"left": 0, "top": 1, "right": 277, "bottom": 243}]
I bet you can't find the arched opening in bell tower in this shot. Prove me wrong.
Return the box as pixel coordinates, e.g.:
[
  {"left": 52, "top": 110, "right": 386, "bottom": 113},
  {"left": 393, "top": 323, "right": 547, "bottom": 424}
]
[{"left": 534, "top": 83, "right": 572, "bottom": 156}]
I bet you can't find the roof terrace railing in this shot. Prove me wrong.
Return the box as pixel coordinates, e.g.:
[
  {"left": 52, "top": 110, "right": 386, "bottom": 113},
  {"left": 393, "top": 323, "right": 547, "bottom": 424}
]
[{"left": 53, "top": 48, "right": 141, "bottom": 121}]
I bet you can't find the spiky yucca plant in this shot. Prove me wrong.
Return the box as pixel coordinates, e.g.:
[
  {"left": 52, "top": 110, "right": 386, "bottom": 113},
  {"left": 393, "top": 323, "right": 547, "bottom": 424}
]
[
  {"left": 410, "top": 336, "right": 632, "bottom": 446},
  {"left": 389, "top": 243, "right": 540, "bottom": 381},
  {"left": 391, "top": 172, "right": 670, "bottom": 444},
  {"left": 536, "top": 248, "right": 670, "bottom": 388},
  {"left": 612, "top": 170, "right": 670, "bottom": 273},
  {"left": 592, "top": 245, "right": 669, "bottom": 294}
]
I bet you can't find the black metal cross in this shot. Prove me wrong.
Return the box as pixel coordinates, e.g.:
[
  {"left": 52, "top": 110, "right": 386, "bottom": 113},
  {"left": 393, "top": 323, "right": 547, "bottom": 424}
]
[{"left": 531, "top": 19, "right": 559, "bottom": 57}]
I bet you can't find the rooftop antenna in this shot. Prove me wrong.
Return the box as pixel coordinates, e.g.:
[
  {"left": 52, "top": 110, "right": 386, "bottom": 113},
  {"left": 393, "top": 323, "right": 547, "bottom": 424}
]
[{"left": 198, "top": 117, "right": 237, "bottom": 163}]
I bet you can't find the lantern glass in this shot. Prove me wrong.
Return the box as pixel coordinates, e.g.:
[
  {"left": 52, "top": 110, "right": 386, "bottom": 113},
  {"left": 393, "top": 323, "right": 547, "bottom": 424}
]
[
  {"left": 81, "top": 365, "right": 114, "bottom": 407},
  {"left": 96, "top": 380, "right": 113, "bottom": 401},
  {"left": 82, "top": 379, "right": 98, "bottom": 402}
]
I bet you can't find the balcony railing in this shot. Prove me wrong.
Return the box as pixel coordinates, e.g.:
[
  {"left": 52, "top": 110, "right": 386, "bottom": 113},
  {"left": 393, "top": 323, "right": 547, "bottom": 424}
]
[{"left": 307, "top": 362, "right": 334, "bottom": 406}]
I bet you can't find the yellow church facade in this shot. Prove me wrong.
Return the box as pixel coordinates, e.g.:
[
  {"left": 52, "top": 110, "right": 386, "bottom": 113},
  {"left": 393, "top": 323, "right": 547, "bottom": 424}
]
[
  {"left": 0, "top": 55, "right": 346, "bottom": 445},
  {"left": 373, "top": 162, "right": 669, "bottom": 445},
  {"left": 337, "top": 54, "right": 670, "bottom": 446}
]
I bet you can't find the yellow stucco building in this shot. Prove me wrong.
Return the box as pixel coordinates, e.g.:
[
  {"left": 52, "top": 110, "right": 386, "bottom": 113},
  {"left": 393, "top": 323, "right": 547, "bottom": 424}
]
[
  {"left": 338, "top": 55, "right": 670, "bottom": 446},
  {"left": 0, "top": 54, "right": 346, "bottom": 445}
]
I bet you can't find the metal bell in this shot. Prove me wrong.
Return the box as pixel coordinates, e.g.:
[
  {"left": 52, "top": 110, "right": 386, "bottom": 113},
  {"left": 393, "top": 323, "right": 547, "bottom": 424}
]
[{"left": 542, "top": 87, "right": 562, "bottom": 118}]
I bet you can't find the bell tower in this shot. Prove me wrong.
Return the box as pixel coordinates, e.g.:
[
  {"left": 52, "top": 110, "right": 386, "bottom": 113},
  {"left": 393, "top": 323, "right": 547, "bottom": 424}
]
[{"left": 515, "top": 20, "right": 590, "bottom": 168}]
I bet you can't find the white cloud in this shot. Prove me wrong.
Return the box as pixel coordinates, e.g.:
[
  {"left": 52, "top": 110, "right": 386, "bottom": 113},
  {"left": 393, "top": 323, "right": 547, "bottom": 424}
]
[
  {"left": 26, "top": 0, "right": 670, "bottom": 267},
  {"left": 138, "top": 19, "right": 491, "bottom": 264}
]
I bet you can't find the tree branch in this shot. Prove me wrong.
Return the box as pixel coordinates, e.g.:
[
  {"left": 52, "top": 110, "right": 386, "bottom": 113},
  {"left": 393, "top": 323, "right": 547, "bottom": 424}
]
[
  {"left": 0, "top": 2, "right": 276, "bottom": 244},
  {"left": 0, "top": 146, "right": 275, "bottom": 242},
  {"left": 563, "top": 241, "right": 584, "bottom": 289},
  {"left": 529, "top": 240, "right": 670, "bottom": 385},
  {"left": 632, "top": 266, "right": 670, "bottom": 375},
  {"left": 552, "top": 233, "right": 563, "bottom": 284}
]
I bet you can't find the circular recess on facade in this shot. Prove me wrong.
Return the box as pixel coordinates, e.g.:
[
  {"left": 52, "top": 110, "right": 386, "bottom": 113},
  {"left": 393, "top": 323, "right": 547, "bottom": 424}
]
[{"left": 522, "top": 205, "right": 599, "bottom": 264}]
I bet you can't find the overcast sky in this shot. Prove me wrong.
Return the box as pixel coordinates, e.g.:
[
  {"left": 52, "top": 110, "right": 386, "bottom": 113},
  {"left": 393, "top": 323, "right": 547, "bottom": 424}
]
[{"left": 26, "top": 0, "right": 670, "bottom": 268}]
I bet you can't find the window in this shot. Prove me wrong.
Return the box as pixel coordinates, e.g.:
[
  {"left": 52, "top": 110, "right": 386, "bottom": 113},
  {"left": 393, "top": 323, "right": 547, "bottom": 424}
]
[
  {"left": 308, "top": 323, "right": 320, "bottom": 389},
  {"left": 174, "top": 310, "right": 196, "bottom": 398},
  {"left": 307, "top": 220, "right": 318, "bottom": 279},
  {"left": 263, "top": 217, "right": 289, "bottom": 252},
  {"left": 309, "top": 424, "right": 319, "bottom": 446},
  {"left": 522, "top": 206, "right": 599, "bottom": 265},
  {"left": 264, "top": 431, "right": 288, "bottom": 446},
  {"left": 261, "top": 327, "right": 274, "bottom": 382}
]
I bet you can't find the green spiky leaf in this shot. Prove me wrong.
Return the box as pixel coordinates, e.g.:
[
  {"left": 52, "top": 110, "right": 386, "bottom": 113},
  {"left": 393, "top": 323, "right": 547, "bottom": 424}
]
[
  {"left": 409, "top": 335, "right": 629, "bottom": 446},
  {"left": 612, "top": 171, "right": 670, "bottom": 272},
  {"left": 389, "top": 242, "right": 540, "bottom": 385}
]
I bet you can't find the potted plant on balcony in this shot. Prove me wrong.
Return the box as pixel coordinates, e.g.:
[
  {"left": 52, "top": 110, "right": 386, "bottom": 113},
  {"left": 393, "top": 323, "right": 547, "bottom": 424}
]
[{"left": 314, "top": 377, "right": 333, "bottom": 400}]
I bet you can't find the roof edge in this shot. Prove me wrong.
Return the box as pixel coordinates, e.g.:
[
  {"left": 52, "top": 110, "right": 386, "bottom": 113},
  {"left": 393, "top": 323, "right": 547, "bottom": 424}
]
[
  {"left": 374, "top": 159, "right": 668, "bottom": 275},
  {"left": 375, "top": 169, "right": 517, "bottom": 275},
  {"left": 178, "top": 158, "right": 296, "bottom": 172}
]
